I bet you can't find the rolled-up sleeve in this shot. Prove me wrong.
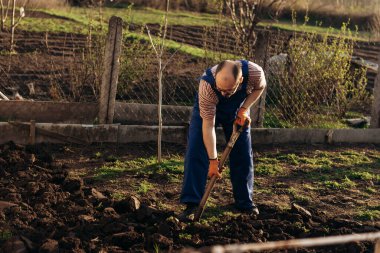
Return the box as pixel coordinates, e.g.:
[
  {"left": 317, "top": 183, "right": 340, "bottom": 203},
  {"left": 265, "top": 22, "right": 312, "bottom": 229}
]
[
  {"left": 198, "top": 79, "right": 218, "bottom": 120},
  {"left": 246, "top": 61, "right": 267, "bottom": 94}
]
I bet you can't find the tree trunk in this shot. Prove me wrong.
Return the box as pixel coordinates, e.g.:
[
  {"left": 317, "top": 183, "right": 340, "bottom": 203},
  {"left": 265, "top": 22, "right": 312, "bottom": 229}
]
[
  {"left": 10, "top": 0, "right": 15, "bottom": 52},
  {"left": 157, "top": 61, "right": 163, "bottom": 163}
]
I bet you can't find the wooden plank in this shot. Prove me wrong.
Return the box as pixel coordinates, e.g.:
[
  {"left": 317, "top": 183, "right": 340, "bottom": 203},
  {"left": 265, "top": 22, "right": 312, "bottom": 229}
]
[
  {"left": 200, "top": 232, "right": 380, "bottom": 253},
  {"left": 0, "top": 100, "right": 98, "bottom": 124},
  {"left": 9, "top": 121, "right": 88, "bottom": 145},
  {"left": 0, "top": 90, "right": 9, "bottom": 100}
]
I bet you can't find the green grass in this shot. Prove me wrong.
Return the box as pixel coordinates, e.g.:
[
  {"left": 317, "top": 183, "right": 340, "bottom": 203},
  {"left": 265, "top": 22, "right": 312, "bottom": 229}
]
[
  {"left": 17, "top": 17, "right": 88, "bottom": 34},
  {"left": 179, "top": 233, "right": 192, "bottom": 240},
  {"left": 10, "top": 5, "right": 372, "bottom": 64},
  {"left": 14, "top": 14, "right": 234, "bottom": 60},
  {"left": 322, "top": 176, "right": 356, "bottom": 190},
  {"left": 356, "top": 205, "right": 380, "bottom": 221},
  {"left": 94, "top": 156, "right": 184, "bottom": 182},
  {"left": 136, "top": 180, "right": 153, "bottom": 194},
  {"left": 307, "top": 120, "right": 351, "bottom": 129},
  {"left": 111, "top": 191, "right": 127, "bottom": 200},
  {"left": 201, "top": 206, "right": 240, "bottom": 224},
  {"left": 94, "top": 160, "right": 128, "bottom": 180},
  {"left": 43, "top": 7, "right": 373, "bottom": 41},
  {"left": 283, "top": 186, "right": 312, "bottom": 205},
  {"left": 44, "top": 7, "right": 221, "bottom": 27},
  {"left": 263, "top": 110, "right": 353, "bottom": 129},
  {"left": 124, "top": 32, "right": 236, "bottom": 59},
  {"left": 349, "top": 171, "right": 379, "bottom": 181},
  {"left": 0, "top": 230, "right": 12, "bottom": 242},
  {"left": 259, "top": 20, "right": 373, "bottom": 41},
  {"left": 344, "top": 111, "right": 365, "bottom": 119},
  {"left": 259, "top": 150, "right": 379, "bottom": 195},
  {"left": 255, "top": 157, "right": 285, "bottom": 176},
  {"left": 366, "top": 187, "right": 377, "bottom": 194}
]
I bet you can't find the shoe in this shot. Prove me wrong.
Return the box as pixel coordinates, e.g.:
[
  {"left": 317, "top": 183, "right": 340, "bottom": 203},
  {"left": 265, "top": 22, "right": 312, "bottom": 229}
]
[
  {"left": 179, "top": 203, "right": 198, "bottom": 222},
  {"left": 237, "top": 204, "right": 259, "bottom": 216}
]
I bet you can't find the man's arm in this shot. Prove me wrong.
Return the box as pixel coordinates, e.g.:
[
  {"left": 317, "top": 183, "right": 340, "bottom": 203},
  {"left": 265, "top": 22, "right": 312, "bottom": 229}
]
[
  {"left": 202, "top": 117, "right": 217, "bottom": 159},
  {"left": 241, "top": 62, "right": 267, "bottom": 109},
  {"left": 198, "top": 76, "right": 221, "bottom": 178},
  {"left": 202, "top": 117, "right": 221, "bottom": 178},
  {"left": 241, "top": 88, "right": 265, "bottom": 109}
]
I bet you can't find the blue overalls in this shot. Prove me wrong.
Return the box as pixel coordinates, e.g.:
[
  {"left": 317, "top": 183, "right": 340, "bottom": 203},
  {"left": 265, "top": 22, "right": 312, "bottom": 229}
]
[{"left": 180, "top": 60, "right": 254, "bottom": 211}]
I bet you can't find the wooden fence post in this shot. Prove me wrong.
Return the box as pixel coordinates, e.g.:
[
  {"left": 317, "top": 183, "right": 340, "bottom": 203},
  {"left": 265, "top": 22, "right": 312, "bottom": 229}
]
[
  {"left": 98, "top": 16, "right": 123, "bottom": 124},
  {"left": 251, "top": 30, "right": 269, "bottom": 128},
  {"left": 370, "top": 53, "right": 380, "bottom": 128}
]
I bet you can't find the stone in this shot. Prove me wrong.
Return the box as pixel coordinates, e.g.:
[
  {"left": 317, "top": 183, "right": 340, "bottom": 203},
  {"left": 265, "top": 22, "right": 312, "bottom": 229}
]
[
  {"left": 59, "top": 237, "right": 81, "bottom": 250},
  {"left": 113, "top": 196, "right": 141, "bottom": 214},
  {"left": 103, "top": 207, "right": 120, "bottom": 219},
  {"left": 1, "top": 237, "right": 28, "bottom": 253},
  {"left": 39, "top": 239, "right": 59, "bottom": 253},
  {"left": 152, "top": 233, "right": 173, "bottom": 248},
  {"left": 291, "top": 203, "right": 312, "bottom": 219},
  {"left": 91, "top": 188, "right": 107, "bottom": 201},
  {"left": 0, "top": 201, "right": 17, "bottom": 211},
  {"left": 62, "top": 177, "right": 83, "bottom": 193},
  {"left": 345, "top": 117, "right": 370, "bottom": 128},
  {"left": 110, "top": 231, "right": 143, "bottom": 249}
]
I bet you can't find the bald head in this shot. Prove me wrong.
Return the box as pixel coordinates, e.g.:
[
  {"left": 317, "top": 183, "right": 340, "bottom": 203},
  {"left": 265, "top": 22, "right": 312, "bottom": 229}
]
[{"left": 215, "top": 60, "right": 243, "bottom": 97}]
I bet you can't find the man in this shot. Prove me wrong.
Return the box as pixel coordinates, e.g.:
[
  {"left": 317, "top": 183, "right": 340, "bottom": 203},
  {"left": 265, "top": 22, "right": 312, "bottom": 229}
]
[{"left": 180, "top": 59, "right": 266, "bottom": 219}]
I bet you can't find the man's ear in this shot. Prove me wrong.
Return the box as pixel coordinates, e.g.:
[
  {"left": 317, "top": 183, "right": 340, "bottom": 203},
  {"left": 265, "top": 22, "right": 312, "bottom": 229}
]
[{"left": 239, "top": 76, "right": 244, "bottom": 84}]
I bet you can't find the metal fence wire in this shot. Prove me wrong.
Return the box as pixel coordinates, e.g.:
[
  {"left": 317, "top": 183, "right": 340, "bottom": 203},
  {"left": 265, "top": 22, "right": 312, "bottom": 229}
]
[{"left": 0, "top": 22, "right": 378, "bottom": 128}]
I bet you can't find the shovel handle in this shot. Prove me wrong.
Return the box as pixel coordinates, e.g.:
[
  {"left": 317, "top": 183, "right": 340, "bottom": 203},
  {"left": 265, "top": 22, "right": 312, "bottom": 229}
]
[{"left": 193, "top": 119, "right": 250, "bottom": 222}]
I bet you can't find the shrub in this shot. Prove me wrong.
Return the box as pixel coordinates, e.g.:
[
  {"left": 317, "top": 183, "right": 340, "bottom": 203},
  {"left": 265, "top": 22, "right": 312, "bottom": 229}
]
[{"left": 269, "top": 22, "right": 371, "bottom": 126}]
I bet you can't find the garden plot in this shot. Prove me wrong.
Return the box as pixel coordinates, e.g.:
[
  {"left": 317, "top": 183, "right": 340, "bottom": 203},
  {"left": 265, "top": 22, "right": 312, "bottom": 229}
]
[{"left": 0, "top": 142, "right": 379, "bottom": 252}]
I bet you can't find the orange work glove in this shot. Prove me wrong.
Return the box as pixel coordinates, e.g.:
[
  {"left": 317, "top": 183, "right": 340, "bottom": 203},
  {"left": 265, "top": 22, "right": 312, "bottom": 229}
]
[
  {"left": 208, "top": 159, "right": 222, "bottom": 178},
  {"left": 234, "top": 107, "right": 251, "bottom": 127}
]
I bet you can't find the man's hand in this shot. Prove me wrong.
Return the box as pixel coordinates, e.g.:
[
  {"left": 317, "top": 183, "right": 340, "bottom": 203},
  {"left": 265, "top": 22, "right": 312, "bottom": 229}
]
[
  {"left": 234, "top": 107, "right": 251, "bottom": 127},
  {"left": 208, "top": 159, "right": 221, "bottom": 178}
]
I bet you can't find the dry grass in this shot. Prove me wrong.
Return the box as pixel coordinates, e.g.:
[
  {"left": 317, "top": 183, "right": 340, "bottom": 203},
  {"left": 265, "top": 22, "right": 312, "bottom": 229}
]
[
  {"left": 275, "top": 0, "right": 380, "bottom": 33},
  {"left": 3, "top": 0, "right": 69, "bottom": 9},
  {"left": 290, "top": 0, "right": 379, "bottom": 16}
]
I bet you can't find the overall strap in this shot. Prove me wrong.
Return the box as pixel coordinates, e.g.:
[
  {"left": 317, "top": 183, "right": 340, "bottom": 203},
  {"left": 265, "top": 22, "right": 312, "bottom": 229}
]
[
  {"left": 200, "top": 68, "right": 216, "bottom": 86},
  {"left": 200, "top": 67, "right": 223, "bottom": 100},
  {"left": 240, "top": 60, "right": 249, "bottom": 90}
]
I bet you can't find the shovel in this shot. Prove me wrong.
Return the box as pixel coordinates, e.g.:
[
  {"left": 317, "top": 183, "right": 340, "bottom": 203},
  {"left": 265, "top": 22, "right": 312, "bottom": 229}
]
[{"left": 193, "top": 119, "right": 250, "bottom": 222}]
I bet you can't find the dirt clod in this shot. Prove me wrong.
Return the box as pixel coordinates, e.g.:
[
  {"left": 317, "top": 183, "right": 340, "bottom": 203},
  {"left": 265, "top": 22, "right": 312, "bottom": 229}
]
[{"left": 39, "top": 239, "right": 58, "bottom": 253}]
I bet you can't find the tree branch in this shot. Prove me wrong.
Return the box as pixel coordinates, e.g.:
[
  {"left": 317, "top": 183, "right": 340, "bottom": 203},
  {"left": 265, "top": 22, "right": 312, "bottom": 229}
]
[
  {"left": 162, "top": 43, "right": 183, "bottom": 71},
  {"left": 145, "top": 25, "right": 159, "bottom": 59}
]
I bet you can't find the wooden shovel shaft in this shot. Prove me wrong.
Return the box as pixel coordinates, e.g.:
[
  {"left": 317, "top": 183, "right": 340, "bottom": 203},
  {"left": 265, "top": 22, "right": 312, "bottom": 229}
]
[{"left": 193, "top": 122, "right": 247, "bottom": 222}]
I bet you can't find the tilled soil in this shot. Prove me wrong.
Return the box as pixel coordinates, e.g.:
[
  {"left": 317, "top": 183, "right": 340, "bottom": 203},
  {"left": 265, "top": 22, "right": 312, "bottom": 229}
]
[{"left": 0, "top": 142, "right": 379, "bottom": 253}]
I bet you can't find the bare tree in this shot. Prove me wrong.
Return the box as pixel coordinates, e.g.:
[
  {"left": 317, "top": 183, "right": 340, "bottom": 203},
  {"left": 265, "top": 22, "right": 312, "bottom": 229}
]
[
  {"left": 0, "top": 0, "right": 11, "bottom": 31},
  {"left": 9, "top": 0, "right": 28, "bottom": 52},
  {"left": 225, "top": 0, "right": 287, "bottom": 58},
  {"left": 146, "top": 0, "right": 181, "bottom": 163}
]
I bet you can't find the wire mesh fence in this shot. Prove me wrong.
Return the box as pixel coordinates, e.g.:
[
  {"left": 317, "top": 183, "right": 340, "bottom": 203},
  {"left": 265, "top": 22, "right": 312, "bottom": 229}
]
[
  {"left": 0, "top": 29, "right": 107, "bottom": 102},
  {"left": 0, "top": 20, "right": 378, "bottom": 128}
]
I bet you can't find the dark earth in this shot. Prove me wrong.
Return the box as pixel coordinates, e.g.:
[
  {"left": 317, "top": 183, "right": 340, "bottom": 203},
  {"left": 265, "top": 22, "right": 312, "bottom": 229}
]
[{"left": 0, "top": 142, "right": 379, "bottom": 252}]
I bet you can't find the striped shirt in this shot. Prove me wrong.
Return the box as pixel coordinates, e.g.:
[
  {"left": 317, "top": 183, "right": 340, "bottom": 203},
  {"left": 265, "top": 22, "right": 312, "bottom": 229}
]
[{"left": 199, "top": 60, "right": 266, "bottom": 120}]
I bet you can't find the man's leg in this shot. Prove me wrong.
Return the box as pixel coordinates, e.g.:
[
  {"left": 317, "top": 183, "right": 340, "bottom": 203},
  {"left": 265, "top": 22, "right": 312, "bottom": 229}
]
[
  {"left": 180, "top": 107, "right": 209, "bottom": 205},
  {"left": 223, "top": 123, "right": 254, "bottom": 210}
]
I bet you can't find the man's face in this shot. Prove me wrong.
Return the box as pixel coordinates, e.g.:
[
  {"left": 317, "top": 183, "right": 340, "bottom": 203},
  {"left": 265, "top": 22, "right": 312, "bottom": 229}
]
[{"left": 215, "top": 63, "right": 242, "bottom": 98}]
